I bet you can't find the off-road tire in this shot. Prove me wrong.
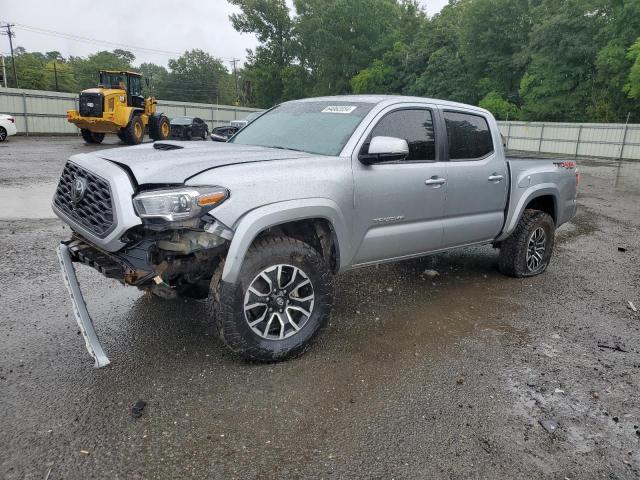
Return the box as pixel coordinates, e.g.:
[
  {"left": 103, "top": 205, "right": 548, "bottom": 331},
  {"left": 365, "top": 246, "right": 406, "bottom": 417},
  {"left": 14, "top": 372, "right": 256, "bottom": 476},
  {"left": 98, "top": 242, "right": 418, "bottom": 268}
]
[
  {"left": 116, "top": 131, "right": 126, "bottom": 143},
  {"left": 207, "top": 236, "right": 334, "bottom": 362},
  {"left": 80, "top": 129, "right": 104, "bottom": 144},
  {"left": 498, "top": 209, "right": 555, "bottom": 278},
  {"left": 120, "top": 115, "right": 144, "bottom": 145},
  {"left": 149, "top": 114, "right": 170, "bottom": 141}
]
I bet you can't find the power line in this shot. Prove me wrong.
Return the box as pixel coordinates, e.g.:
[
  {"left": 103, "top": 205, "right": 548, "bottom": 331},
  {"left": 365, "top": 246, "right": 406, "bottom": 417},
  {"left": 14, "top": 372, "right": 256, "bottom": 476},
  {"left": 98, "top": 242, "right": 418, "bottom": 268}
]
[{"left": 12, "top": 22, "right": 240, "bottom": 62}]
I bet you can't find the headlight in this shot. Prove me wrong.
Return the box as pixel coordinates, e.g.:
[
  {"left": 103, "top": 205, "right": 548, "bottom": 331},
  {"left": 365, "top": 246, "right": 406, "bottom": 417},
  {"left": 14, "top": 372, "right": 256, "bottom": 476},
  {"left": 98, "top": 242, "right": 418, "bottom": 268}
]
[{"left": 133, "top": 186, "right": 228, "bottom": 221}]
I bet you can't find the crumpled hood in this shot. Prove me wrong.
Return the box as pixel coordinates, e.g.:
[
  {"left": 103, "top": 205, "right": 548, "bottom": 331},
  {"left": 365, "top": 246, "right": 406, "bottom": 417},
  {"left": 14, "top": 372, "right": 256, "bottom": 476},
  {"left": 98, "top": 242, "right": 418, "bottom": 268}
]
[{"left": 92, "top": 141, "right": 312, "bottom": 184}]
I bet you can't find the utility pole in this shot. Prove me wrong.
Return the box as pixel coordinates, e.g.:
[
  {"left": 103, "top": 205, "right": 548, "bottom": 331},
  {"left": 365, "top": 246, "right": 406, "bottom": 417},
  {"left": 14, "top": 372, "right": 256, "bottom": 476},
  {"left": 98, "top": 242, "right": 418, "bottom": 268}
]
[
  {"left": 0, "top": 55, "right": 6, "bottom": 88},
  {"left": 53, "top": 61, "right": 59, "bottom": 91},
  {"left": 229, "top": 58, "right": 239, "bottom": 104},
  {"left": 0, "top": 23, "right": 18, "bottom": 88}
]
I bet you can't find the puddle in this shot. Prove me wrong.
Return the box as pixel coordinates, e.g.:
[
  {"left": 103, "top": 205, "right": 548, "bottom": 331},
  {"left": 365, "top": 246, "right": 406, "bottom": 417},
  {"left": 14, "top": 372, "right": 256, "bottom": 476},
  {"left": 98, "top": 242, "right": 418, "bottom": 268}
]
[{"left": 0, "top": 183, "right": 57, "bottom": 219}]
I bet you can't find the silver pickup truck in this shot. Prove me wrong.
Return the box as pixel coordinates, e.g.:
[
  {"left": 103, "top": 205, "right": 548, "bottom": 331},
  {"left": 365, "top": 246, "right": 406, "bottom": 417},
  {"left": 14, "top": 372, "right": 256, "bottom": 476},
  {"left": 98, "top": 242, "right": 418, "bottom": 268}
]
[{"left": 53, "top": 95, "right": 578, "bottom": 367}]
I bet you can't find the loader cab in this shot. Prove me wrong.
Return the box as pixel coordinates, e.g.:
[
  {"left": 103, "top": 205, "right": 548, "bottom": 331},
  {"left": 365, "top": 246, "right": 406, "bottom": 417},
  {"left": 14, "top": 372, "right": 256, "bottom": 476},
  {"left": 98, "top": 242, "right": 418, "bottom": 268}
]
[{"left": 98, "top": 70, "right": 145, "bottom": 109}]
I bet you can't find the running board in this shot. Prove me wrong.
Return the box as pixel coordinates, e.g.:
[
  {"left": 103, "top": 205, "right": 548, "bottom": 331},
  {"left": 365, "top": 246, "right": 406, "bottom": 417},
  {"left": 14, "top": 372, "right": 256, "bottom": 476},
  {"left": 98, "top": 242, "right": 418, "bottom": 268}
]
[{"left": 56, "top": 243, "right": 111, "bottom": 368}]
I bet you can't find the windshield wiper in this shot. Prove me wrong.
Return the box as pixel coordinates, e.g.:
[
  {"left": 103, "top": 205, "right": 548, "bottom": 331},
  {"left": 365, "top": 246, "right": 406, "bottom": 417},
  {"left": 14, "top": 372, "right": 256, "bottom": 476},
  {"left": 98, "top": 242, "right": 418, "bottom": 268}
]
[{"left": 266, "top": 145, "right": 308, "bottom": 153}]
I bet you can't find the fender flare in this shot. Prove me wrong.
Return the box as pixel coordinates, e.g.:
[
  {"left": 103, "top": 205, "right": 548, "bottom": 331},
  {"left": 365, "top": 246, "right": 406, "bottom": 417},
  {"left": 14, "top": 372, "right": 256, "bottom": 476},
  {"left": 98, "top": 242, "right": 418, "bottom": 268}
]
[
  {"left": 496, "top": 183, "right": 559, "bottom": 241},
  {"left": 127, "top": 108, "right": 145, "bottom": 125},
  {"left": 221, "top": 198, "right": 350, "bottom": 284}
]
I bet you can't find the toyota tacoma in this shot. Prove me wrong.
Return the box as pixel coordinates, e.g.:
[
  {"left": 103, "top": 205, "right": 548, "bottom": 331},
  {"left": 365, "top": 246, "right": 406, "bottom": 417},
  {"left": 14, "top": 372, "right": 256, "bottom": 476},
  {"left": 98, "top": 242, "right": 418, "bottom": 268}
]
[{"left": 53, "top": 95, "right": 578, "bottom": 367}]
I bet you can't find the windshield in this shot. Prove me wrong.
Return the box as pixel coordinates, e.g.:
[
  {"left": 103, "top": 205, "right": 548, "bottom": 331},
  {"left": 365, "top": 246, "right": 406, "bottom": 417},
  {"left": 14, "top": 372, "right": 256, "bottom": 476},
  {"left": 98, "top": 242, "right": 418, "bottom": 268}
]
[
  {"left": 99, "top": 72, "right": 127, "bottom": 90},
  {"left": 230, "top": 101, "right": 374, "bottom": 156},
  {"left": 244, "top": 111, "right": 262, "bottom": 123}
]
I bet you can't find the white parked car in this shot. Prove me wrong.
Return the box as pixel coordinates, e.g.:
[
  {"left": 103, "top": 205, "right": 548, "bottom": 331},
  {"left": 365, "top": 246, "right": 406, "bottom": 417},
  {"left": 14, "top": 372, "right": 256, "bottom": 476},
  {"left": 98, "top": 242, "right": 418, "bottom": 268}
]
[{"left": 0, "top": 114, "right": 17, "bottom": 142}]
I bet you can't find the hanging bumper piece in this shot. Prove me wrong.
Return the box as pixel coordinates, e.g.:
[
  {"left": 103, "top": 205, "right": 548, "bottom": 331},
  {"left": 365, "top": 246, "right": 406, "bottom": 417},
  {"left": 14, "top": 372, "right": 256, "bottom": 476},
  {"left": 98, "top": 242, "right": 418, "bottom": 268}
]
[{"left": 56, "top": 243, "right": 111, "bottom": 368}]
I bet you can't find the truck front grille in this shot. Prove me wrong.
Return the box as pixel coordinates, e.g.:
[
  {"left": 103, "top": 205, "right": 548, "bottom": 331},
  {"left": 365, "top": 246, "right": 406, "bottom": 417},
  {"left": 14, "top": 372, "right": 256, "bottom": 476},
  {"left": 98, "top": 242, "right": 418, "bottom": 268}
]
[
  {"left": 78, "top": 92, "right": 103, "bottom": 117},
  {"left": 54, "top": 162, "right": 114, "bottom": 238}
]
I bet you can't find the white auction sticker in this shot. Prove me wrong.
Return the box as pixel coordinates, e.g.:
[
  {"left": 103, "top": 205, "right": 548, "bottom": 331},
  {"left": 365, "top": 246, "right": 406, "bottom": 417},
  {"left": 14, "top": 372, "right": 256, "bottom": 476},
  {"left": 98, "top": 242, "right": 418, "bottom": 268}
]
[{"left": 322, "top": 105, "right": 357, "bottom": 114}]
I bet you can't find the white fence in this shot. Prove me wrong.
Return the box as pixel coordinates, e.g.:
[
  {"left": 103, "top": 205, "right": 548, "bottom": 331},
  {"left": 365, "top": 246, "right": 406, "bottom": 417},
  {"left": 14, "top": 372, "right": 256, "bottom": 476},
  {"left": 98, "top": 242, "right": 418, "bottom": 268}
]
[
  {"left": 498, "top": 121, "right": 640, "bottom": 160},
  {"left": 0, "top": 87, "right": 261, "bottom": 135},
  {"left": 1, "top": 86, "right": 638, "bottom": 160}
]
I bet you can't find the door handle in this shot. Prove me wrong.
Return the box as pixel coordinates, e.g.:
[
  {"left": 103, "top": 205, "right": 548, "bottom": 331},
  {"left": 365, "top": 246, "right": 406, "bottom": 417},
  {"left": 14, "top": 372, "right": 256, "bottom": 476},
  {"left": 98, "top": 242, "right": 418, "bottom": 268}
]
[
  {"left": 425, "top": 177, "right": 446, "bottom": 187},
  {"left": 488, "top": 174, "right": 504, "bottom": 182}
]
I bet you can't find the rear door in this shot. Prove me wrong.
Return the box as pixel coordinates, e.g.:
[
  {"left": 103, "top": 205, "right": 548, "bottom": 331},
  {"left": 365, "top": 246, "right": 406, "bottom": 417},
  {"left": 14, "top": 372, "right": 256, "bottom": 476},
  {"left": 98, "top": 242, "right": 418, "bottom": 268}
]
[
  {"left": 440, "top": 110, "right": 508, "bottom": 247},
  {"left": 351, "top": 105, "right": 447, "bottom": 265}
]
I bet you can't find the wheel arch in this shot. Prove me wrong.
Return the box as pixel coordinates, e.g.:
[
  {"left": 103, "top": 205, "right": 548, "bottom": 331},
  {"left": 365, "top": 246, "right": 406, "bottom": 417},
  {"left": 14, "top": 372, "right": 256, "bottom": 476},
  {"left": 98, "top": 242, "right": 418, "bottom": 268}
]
[
  {"left": 221, "top": 199, "right": 350, "bottom": 284},
  {"left": 497, "top": 184, "right": 560, "bottom": 241}
]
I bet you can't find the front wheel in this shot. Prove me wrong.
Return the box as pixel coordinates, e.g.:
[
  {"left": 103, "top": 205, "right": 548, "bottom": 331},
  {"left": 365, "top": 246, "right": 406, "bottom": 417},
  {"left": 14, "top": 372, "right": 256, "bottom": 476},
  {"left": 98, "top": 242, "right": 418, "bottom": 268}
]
[
  {"left": 149, "top": 115, "right": 170, "bottom": 141},
  {"left": 80, "top": 129, "right": 104, "bottom": 144},
  {"left": 498, "top": 209, "right": 555, "bottom": 278},
  {"left": 208, "top": 236, "right": 334, "bottom": 362},
  {"left": 0, "top": 126, "right": 7, "bottom": 142},
  {"left": 120, "top": 116, "right": 144, "bottom": 145}
]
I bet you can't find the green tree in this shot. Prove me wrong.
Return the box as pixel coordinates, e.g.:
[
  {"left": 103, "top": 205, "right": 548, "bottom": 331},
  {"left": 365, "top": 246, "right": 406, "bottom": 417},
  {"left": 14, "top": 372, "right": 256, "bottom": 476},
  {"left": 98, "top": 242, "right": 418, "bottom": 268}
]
[
  {"left": 5, "top": 49, "right": 47, "bottom": 90},
  {"left": 458, "top": 0, "right": 532, "bottom": 100},
  {"left": 479, "top": 91, "right": 520, "bottom": 120},
  {"left": 294, "top": 0, "right": 405, "bottom": 95},
  {"left": 138, "top": 62, "right": 168, "bottom": 97},
  {"left": 624, "top": 38, "right": 640, "bottom": 99},
  {"left": 229, "top": 0, "right": 295, "bottom": 106},
  {"left": 519, "top": 0, "right": 609, "bottom": 121},
  {"left": 71, "top": 50, "right": 136, "bottom": 90},
  {"left": 159, "top": 49, "right": 233, "bottom": 104},
  {"left": 45, "top": 60, "right": 77, "bottom": 92},
  {"left": 352, "top": 42, "right": 411, "bottom": 94}
]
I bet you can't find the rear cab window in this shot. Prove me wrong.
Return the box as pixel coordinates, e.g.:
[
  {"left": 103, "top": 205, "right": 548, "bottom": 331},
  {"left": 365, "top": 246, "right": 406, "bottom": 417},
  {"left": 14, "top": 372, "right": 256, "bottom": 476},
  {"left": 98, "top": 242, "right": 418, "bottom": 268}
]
[{"left": 443, "top": 111, "right": 493, "bottom": 160}]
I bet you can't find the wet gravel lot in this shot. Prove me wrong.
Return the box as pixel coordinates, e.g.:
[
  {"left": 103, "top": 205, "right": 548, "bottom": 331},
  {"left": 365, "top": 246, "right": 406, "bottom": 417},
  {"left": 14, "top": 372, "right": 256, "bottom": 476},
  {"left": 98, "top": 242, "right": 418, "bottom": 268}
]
[{"left": 1, "top": 137, "right": 639, "bottom": 479}]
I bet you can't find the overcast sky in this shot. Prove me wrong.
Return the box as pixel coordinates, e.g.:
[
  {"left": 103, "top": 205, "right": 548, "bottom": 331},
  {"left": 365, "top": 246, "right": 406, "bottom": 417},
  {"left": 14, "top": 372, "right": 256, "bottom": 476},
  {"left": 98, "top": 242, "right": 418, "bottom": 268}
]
[{"left": 0, "top": 0, "right": 449, "bottom": 69}]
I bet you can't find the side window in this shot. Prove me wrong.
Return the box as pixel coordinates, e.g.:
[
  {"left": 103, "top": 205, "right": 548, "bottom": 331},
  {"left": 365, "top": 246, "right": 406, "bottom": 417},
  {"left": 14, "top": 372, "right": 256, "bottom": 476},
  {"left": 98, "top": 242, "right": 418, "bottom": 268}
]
[
  {"left": 129, "top": 76, "right": 142, "bottom": 97},
  {"left": 369, "top": 109, "right": 436, "bottom": 161},
  {"left": 444, "top": 111, "right": 493, "bottom": 160}
]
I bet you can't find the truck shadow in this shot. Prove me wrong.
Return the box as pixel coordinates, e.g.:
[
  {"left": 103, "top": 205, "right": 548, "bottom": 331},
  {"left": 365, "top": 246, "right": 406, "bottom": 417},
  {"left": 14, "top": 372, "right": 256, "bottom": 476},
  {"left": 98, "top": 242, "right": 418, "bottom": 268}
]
[{"left": 109, "top": 244, "right": 523, "bottom": 370}]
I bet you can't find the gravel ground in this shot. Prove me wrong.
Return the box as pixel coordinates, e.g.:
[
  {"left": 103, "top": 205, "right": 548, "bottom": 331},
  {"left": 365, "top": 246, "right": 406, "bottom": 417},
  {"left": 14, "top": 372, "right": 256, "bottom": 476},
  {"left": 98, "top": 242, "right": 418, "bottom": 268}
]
[{"left": 0, "top": 137, "right": 639, "bottom": 479}]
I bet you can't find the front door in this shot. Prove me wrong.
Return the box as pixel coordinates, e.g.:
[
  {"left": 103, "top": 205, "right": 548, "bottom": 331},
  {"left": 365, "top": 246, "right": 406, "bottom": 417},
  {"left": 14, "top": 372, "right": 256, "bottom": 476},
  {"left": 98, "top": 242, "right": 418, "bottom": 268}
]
[
  {"left": 351, "top": 106, "right": 447, "bottom": 265},
  {"left": 440, "top": 110, "right": 508, "bottom": 247}
]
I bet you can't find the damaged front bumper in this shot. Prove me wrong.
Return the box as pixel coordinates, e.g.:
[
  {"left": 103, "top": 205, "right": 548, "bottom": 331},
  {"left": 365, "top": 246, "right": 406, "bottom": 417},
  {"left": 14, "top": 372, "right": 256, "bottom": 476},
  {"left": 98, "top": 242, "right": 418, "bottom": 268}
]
[
  {"left": 57, "top": 243, "right": 111, "bottom": 368},
  {"left": 57, "top": 226, "right": 231, "bottom": 368},
  {"left": 56, "top": 237, "right": 158, "bottom": 368}
]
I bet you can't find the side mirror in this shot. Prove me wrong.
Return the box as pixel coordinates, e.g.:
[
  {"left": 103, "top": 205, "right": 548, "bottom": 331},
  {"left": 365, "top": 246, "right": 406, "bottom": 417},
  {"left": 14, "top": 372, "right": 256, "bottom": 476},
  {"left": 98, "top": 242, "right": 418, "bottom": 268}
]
[
  {"left": 359, "top": 136, "right": 409, "bottom": 164},
  {"left": 211, "top": 133, "right": 228, "bottom": 142}
]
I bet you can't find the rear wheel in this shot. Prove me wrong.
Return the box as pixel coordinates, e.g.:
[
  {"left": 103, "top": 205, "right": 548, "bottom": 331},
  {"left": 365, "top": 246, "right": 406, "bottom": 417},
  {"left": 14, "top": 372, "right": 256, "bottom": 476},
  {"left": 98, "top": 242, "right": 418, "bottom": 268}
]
[
  {"left": 208, "top": 236, "right": 334, "bottom": 362},
  {"left": 120, "top": 116, "right": 144, "bottom": 145},
  {"left": 80, "top": 129, "right": 104, "bottom": 144},
  {"left": 498, "top": 209, "right": 555, "bottom": 278},
  {"left": 149, "top": 115, "right": 170, "bottom": 141},
  {"left": 0, "top": 127, "right": 6, "bottom": 142}
]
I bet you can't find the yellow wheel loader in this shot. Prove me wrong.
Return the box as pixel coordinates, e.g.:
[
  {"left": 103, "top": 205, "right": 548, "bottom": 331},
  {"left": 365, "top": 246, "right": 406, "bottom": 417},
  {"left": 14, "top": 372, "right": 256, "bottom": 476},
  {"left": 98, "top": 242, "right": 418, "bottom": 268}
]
[{"left": 67, "top": 70, "right": 170, "bottom": 145}]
